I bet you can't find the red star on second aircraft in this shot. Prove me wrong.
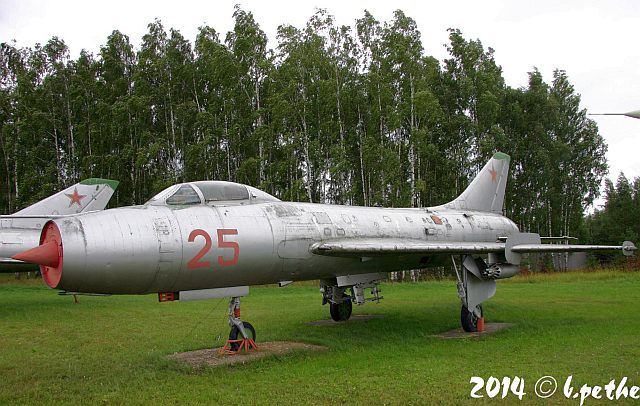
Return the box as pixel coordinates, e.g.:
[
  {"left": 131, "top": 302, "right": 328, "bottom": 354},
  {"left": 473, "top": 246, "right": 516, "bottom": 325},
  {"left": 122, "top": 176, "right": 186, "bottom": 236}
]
[
  {"left": 489, "top": 165, "right": 498, "bottom": 183},
  {"left": 65, "top": 187, "right": 86, "bottom": 208}
]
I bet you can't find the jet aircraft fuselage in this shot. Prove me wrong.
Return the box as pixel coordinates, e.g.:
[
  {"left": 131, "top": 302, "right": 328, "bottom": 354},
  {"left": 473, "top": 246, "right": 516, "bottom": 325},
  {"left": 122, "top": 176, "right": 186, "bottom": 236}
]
[{"left": 49, "top": 199, "right": 519, "bottom": 294}]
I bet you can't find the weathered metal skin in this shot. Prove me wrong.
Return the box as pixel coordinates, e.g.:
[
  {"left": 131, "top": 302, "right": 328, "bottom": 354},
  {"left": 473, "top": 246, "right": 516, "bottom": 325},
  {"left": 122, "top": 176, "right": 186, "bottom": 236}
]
[{"left": 46, "top": 199, "right": 518, "bottom": 294}]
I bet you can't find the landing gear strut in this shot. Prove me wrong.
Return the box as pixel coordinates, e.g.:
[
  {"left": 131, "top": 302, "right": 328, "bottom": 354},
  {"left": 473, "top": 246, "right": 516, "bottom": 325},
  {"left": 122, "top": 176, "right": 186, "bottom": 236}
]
[{"left": 220, "top": 296, "right": 258, "bottom": 353}]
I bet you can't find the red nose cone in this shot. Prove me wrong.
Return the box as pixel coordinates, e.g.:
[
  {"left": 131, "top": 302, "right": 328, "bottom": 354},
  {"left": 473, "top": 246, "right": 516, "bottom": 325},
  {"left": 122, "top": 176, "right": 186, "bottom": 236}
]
[
  {"left": 12, "top": 221, "right": 63, "bottom": 288},
  {"left": 12, "top": 241, "right": 60, "bottom": 267}
]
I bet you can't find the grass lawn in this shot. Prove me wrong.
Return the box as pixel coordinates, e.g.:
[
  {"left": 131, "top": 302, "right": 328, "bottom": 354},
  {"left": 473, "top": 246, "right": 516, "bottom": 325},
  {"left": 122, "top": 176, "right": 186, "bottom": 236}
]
[{"left": 1, "top": 270, "right": 639, "bottom": 405}]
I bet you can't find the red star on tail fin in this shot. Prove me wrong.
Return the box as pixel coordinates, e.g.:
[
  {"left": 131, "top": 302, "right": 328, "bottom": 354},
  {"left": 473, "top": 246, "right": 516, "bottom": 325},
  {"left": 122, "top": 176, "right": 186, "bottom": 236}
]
[{"left": 489, "top": 165, "right": 498, "bottom": 183}]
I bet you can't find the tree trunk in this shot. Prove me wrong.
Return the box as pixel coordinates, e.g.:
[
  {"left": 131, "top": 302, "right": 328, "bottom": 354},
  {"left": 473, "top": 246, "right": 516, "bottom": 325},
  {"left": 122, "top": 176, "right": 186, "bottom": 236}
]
[
  {"left": 0, "top": 131, "right": 13, "bottom": 211},
  {"left": 64, "top": 76, "right": 76, "bottom": 181},
  {"left": 357, "top": 107, "right": 367, "bottom": 206},
  {"left": 255, "top": 76, "right": 265, "bottom": 184}
]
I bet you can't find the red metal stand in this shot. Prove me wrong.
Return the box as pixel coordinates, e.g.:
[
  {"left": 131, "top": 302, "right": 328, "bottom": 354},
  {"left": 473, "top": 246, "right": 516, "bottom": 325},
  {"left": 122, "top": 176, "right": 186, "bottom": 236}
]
[
  {"left": 218, "top": 338, "right": 259, "bottom": 355},
  {"left": 477, "top": 317, "right": 485, "bottom": 333}
]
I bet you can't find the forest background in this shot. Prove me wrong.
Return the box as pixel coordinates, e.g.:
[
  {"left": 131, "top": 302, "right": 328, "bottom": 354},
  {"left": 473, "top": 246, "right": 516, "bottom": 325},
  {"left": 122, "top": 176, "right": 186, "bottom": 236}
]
[{"left": 1, "top": 7, "right": 636, "bottom": 246}]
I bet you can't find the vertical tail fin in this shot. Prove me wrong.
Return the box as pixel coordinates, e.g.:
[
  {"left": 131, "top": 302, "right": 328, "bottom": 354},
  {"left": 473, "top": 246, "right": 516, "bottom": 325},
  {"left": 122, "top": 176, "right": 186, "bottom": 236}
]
[
  {"left": 443, "top": 152, "right": 510, "bottom": 213},
  {"left": 14, "top": 179, "right": 119, "bottom": 215}
]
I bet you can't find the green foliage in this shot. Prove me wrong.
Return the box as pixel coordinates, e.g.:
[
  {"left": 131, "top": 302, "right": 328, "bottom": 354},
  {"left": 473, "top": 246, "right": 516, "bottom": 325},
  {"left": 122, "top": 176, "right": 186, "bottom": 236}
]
[
  {"left": 585, "top": 174, "right": 640, "bottom": 261},
  {"left": 0, "top": 9, "right": 608, "bottom": 237}
]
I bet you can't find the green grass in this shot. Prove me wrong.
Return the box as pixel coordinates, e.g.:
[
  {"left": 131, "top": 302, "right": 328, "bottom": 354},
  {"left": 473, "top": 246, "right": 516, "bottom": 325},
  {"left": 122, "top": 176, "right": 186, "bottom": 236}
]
[{"left": 1, "top": 271, "right": 639, "bottom": 405}]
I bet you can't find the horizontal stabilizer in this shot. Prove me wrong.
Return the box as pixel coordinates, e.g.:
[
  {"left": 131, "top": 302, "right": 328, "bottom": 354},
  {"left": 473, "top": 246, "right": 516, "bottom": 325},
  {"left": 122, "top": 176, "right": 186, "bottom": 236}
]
[
  {"left": 0, "top": 212, "right": 101, "bottom": 220},
  {"left": 510, "top": 241, "right": 637, "bottom": 256}
]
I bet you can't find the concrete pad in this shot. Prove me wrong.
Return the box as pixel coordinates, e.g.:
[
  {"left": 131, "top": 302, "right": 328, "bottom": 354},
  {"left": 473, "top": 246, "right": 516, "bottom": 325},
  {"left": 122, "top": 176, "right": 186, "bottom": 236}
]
[
  {"left": 168, "top": 341, "right": 327, "bottom": 368},
  {"left": 431, "top": 323, "right": 514, "bottom": 339},
  {"left": 306, "top": 314, "right": 384, "bottom": 326}
]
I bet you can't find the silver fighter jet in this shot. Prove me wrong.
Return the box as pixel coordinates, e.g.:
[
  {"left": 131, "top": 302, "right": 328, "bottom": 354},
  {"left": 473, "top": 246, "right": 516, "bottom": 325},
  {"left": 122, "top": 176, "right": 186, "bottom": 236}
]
[
  {"left": 1, "top": 178, "right": 119, "bottom": 273},
  {"left": 12, "top": 154, "right": 635, "bottom": 344}
]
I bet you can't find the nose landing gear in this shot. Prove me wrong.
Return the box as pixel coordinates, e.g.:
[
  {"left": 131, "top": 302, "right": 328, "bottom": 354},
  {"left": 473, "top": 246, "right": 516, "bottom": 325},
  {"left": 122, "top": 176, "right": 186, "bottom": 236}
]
[{"left": 219, "top": 296, "right": 258, "bottom": 354}]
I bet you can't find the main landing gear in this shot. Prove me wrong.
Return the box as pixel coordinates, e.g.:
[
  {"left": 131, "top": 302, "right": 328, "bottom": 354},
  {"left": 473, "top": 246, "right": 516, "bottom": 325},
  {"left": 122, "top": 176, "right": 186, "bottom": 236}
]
[
  {"left": 330, "top": 295, "right": 353, "bottom": 322},
  {"left": 460, "top": 304, "right": 483, "bottom": 333},
  {"left": 321, "top": 273, "right": 384, "bottom": 322},
  {"left": 220, "top": 296, "right": 258, "bottom": 353},
  {"left": 322, "top": 286, "right": 353, "bottom": 321},
  {"left": 452, "top": 255, "right": 495, "bottom": 333}
]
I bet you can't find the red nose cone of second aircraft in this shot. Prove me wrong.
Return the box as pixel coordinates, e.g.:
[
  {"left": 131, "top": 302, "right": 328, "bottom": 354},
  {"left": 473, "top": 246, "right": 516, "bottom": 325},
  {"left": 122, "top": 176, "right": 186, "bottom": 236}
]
[
  {"left": 12, "top": 240, "right": 60, "bottom": 268},
  {"left": 12, "top": 220, "right": 64, "bottom": 289}
]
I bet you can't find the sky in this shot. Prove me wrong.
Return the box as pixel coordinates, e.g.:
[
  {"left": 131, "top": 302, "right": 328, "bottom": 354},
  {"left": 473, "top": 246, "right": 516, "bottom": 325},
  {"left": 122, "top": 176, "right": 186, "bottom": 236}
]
[{"left": 1, "top": 0, "right": 639, "bottom": 208}]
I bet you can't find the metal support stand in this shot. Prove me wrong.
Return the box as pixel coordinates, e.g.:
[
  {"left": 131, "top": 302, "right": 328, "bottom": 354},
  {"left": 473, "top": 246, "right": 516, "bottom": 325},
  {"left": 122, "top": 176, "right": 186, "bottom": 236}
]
[
  {"left": 477, "top": 317, "right": 485, "bottom": 333},
  {"left": 220, "top": 338, "right": 257, "bottom": 354}
]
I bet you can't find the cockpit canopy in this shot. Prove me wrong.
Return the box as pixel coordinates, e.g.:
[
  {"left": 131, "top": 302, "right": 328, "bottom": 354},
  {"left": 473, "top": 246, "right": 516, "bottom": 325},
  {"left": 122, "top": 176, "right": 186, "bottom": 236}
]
[
  {"left": 146, "top": 181, "right": 280, "bottom": 207},
  {"left": 194, "top": 181, "right": 249, "bottom": 202}
]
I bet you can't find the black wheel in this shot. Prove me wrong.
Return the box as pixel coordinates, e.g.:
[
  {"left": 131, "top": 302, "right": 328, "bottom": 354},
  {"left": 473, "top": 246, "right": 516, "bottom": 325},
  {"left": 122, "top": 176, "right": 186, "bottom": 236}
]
[
  {"left": 228, "top": 321, "right": 256, "bottom": 351},
  {"left": 330, "top": 299, "right": 352, "bottom": 321},
  {"left": 461, "top": 305, "right": 483, "bottom": 332}
]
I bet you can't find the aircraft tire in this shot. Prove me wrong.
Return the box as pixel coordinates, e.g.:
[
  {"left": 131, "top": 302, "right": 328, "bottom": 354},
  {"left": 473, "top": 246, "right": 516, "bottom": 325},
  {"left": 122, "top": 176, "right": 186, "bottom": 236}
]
[
  {"left": 228, "top": 321, "right": 256, "bottom": 351},
  {"left": 330, "top": 300, "right": 352, "bottom": 321},
  {"left": 460, "top": 304, "right": 482, "bottom": 332}
]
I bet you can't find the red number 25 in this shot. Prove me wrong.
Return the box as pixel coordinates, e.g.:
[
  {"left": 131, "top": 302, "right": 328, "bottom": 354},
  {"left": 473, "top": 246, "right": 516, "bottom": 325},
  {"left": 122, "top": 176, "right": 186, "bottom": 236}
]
[{"left": 187, "top": 229, "right": 239, "bottom": 269}]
